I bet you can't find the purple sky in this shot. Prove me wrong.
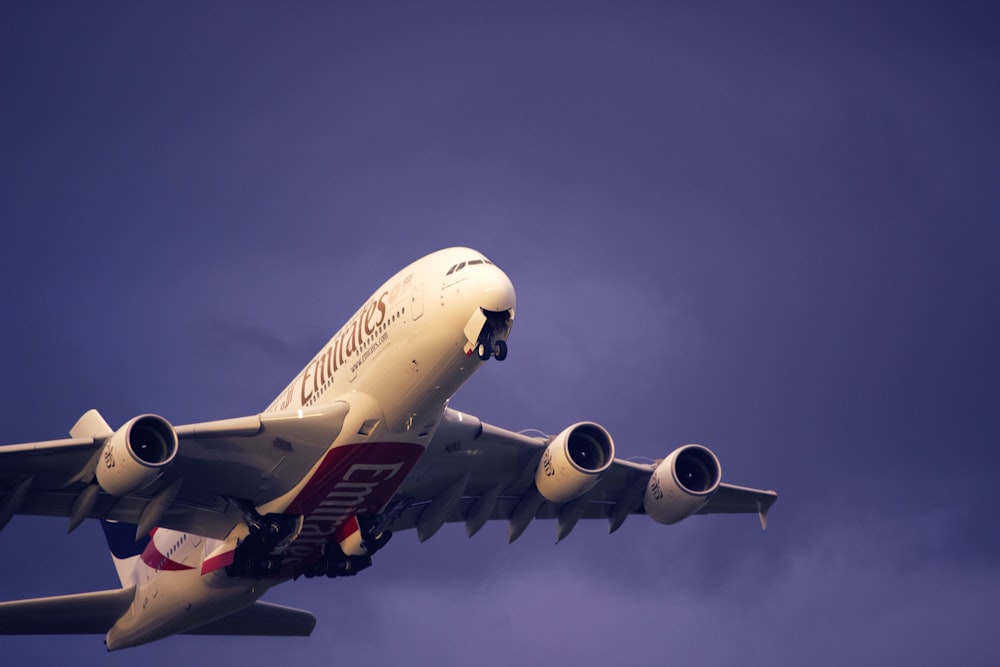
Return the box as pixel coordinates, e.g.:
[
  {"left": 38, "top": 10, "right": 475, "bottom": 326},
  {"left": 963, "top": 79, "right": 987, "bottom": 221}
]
[{"left": 2, "top": 2, "right": 999, "bottom": 664}]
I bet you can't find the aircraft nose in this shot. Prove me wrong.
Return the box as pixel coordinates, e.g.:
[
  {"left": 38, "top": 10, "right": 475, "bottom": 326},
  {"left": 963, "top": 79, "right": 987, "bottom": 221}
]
[{"left": 477, "top": 264, "right": 517, "bottom": 318}]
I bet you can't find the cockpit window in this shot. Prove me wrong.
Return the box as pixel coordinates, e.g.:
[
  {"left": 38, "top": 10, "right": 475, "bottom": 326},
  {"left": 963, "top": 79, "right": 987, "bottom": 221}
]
[{"left": 446, "top": 257, "right": 492, "bottom": 276}]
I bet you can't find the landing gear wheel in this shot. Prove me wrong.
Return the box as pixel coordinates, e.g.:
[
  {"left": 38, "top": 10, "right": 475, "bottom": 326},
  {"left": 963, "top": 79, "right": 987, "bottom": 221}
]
[
  {"left": 364, "top": 529, "right": 392, "bottom": 553},
  {"left": 477, "top": 341, "right": 491, "bottom": 360},
  {"left": 493, "top": 340, "right": 508, "bottom": 361},
  {"left": 358, "top": 515, "right": 393, "bottom": 554}
]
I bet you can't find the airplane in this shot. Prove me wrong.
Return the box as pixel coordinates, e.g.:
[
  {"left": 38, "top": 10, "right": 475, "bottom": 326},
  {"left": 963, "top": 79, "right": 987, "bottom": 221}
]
[{"left": 0, "top": 247, "right": 776, "bottom": 650}]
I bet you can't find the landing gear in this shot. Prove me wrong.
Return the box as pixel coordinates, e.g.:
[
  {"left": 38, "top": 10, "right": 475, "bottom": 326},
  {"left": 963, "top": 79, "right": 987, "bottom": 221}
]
[
  {"left": 301, "top": 516, "right": 393, "bottom": 580},
  {"left": 226, "top": 553, "right": 284, "bottom": 578},
  {"left": 358, "top": 515, "right": 393, "bottom": 554},
  {"left": 225, "top": 500, "right": 302, "bottom": 579},
  {"left": 474, "top": 308, "right": 512, "bottom": 362},
  {"left": 476, "top": 337, "right": 508, "bottom": 361},
  {"left": 302, "top": 545, "right": 372, "bottom": 579}
]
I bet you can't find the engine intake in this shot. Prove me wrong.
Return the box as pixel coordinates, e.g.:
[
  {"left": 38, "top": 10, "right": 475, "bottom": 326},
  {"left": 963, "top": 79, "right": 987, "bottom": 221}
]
[
  {"left": 96, "top": 414, "right": 178, "bottom": 497},
  {"left": 535, "top": 422, "right": 615, "bottom": 503},
  {"left": 643, "top": 445, "right": 721, "bottom": 525}
]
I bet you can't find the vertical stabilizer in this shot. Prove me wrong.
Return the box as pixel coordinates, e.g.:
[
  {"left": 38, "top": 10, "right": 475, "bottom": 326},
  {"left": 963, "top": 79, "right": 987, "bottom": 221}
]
[{"left": 101, "top": 520, "right": 150, "bottom": 587}]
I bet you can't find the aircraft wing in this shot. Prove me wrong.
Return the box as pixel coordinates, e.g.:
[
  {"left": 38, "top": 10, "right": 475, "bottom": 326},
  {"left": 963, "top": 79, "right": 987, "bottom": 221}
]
[
  {"left": 0, "top": 402, "right": 350, "bottom": 539},
  {"left": 386, "top": 408, "right": 777, "bottom": 542}
]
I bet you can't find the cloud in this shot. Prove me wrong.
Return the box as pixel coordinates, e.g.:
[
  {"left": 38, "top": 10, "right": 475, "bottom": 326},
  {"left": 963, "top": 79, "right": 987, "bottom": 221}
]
[{"left": 294, "top": 513, "right": 999, "bottom": 667}]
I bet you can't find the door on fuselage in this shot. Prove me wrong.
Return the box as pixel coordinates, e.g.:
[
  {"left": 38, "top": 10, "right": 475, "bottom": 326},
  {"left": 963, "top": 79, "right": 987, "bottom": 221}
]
[{"left": 411, "top": 283, "right": 424, "bottom": 321}]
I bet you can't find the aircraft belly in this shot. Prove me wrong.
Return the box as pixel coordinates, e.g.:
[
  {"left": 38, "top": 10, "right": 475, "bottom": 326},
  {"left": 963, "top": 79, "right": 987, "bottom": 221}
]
[
  {"left": 105, "top": 568, "right": 259, "bottom": 650},
  {"left": 278, "top": 439, "right": 425, "bottom": 573}
]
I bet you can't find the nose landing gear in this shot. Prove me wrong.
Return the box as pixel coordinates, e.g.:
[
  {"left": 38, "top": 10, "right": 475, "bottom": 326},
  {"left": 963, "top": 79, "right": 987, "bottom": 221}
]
[
  {"left": 475, "top": 309, "right": 512, "bottom": 361},
  {"left": 476, "top": 338, "right": 508, "bottom": 361}
]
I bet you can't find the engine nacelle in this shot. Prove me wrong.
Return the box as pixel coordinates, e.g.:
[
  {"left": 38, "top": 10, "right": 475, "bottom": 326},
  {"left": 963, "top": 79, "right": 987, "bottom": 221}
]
[
  {"left": 96, "top": 414, "right": 178, "bottom": 497},
  {"left": 535, "top": 422, "right": 615, "bottom": 503},
  {"left": 643, "top": 445, "right": 721, "bottom": 525}
]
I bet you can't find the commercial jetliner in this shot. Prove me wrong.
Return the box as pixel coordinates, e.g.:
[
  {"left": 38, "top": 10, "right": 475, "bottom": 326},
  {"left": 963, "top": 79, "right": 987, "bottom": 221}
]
[{"left": 0, "top": 248, "right": 776, "bottom": 650}]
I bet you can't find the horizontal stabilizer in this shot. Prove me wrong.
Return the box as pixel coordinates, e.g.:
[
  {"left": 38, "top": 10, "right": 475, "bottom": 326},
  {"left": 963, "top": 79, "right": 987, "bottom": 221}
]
[
  {"left": 0, "top": 588, "right": 134, "bottom": 634},
  {"left": 0, "top": 588, "right": 315, "bottom": 639},
  {"left": 184, "top": 601, "right": 316, "bottom": 637}
]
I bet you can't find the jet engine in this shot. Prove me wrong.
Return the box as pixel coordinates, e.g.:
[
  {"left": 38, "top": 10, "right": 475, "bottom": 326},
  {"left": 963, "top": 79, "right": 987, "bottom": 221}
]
[
  {"left": 96, "top": 414, "right": 178, "bottom": 497},
  {"left": 643, "top": 445, "right": 721, "bottom": 525},
  {"left": 535, "top": 422, "right": 615, "bottom": 503}
]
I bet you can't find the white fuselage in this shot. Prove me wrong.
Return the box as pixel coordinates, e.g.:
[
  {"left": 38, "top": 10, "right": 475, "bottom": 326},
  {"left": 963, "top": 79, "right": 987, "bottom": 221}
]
[{"left": 105, "top": 248, "right": 516, "bottom": 649}]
